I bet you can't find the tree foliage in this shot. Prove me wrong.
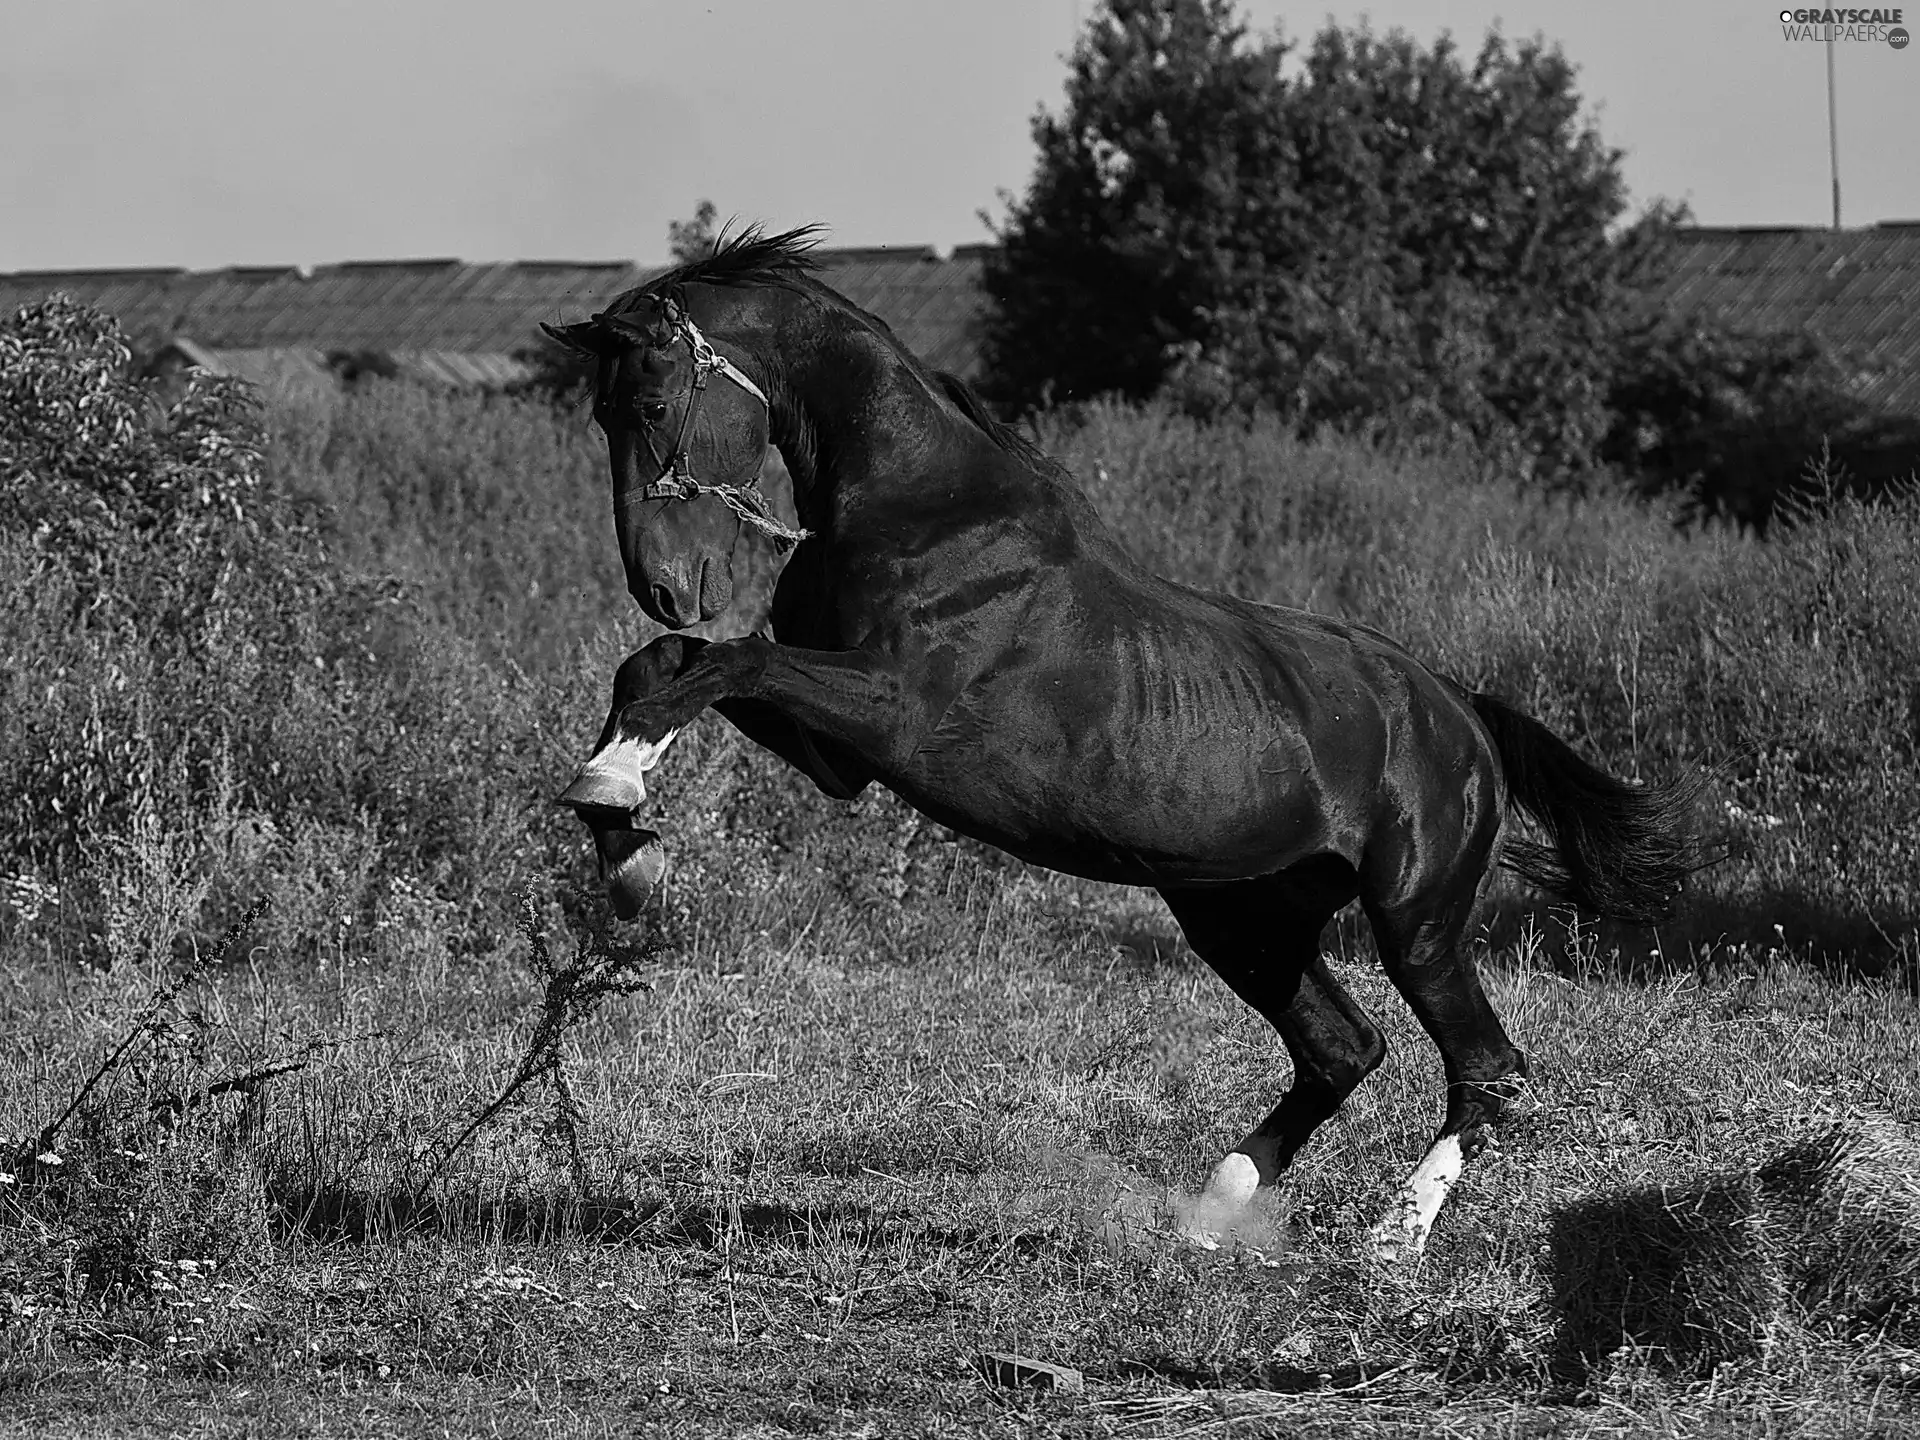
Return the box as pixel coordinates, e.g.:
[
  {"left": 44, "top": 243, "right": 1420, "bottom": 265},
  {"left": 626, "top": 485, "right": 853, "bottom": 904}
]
[
  {"left": 981, "top": 0, "right": 1284, "bottom": 407},
  {"left": 983, "top": 3, "right": 1629, "bottom": 476},
  {"left": 668, "top": 199, "right": 721, "bottom": 265}
]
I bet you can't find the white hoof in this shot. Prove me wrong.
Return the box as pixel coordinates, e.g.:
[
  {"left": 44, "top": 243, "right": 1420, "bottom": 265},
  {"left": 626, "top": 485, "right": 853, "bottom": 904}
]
[
  {"left": 1180, "top": 1152, "right": 1261, "bottom": 1249},
  {"left": 1369, "top": 1133, "right": 1464, "bottom": 1263}
]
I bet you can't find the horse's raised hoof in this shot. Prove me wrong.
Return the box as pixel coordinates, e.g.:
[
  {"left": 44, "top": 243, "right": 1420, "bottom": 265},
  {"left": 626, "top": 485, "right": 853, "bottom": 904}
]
[
  {"left": 557, "top": 728, "right": 683, "bottom": 819},
  {"left": 593, "top": 826, "right": 668, "bottom": 918},
  {"left": 558, "top": 768, "right": 644, "bottom": 818}
]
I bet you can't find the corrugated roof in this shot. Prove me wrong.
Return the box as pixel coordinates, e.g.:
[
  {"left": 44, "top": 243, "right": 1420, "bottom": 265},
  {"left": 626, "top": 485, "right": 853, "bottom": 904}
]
[
  {"left": 818, "top": 245, "right": 937, "bottom": 265},
  {"left": 0, "top": 244, "right": 992, "bottom": 383},
  {"left": 202, "top": 346, "right": 335, "bottom": 392},
  {"left": 389, "top": 350, "right": 532, "bottom": 388},
  {"left": 0, "top": 258, "right": 648, "bottom": 363},
  {"left": 1650, "top": 225, "right": 1920, "bottom": 414}
]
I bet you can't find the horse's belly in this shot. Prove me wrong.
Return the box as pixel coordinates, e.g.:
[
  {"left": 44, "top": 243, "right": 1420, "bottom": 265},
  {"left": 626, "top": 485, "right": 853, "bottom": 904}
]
[
  {"left": 889, "top": 729, "right": 1358, "bottom": 886},
  {"left": 888, "top": 613, "right": 1406, "bottom": 883}
]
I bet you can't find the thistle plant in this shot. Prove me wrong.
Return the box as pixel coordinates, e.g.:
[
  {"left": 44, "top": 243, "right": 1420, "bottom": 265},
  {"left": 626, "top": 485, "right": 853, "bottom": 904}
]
[{"left": 410, "top": 892, "right": 659, "bottom": 1206}]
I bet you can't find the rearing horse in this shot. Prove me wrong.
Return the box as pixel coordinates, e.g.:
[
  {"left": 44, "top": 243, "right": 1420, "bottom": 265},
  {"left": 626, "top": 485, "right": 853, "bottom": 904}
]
[{"left": 543, "top": 227, "right": 1703, "bottom": 1259}]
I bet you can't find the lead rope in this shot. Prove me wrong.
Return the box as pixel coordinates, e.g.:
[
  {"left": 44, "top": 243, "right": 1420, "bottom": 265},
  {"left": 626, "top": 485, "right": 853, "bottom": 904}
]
[{"left": 647, "top": 470, "right": 811, "bottom": 549}]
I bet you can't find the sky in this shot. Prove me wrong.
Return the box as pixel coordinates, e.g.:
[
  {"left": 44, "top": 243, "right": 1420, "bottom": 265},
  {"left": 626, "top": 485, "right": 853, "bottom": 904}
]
[{"left": 3, "top": 0, "right": 1915, "bottom": 272}]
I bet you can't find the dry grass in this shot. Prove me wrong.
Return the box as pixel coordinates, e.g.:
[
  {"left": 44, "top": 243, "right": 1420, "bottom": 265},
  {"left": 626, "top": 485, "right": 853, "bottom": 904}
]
[{"left": 3, "top": 766, "right": 1917, "bottom": 1436}]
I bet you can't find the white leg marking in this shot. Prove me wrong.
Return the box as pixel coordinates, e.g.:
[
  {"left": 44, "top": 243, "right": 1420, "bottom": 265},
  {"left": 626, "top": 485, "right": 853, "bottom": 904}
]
[
  {"left": 1180, "top": 1152, "right": 1261, "bottom": 1250},
  {"left": 1205, "top": 1152, "right": 1261, "bottom": 1209},
  {"left": 578, "top": 727, "right": 682, "bottom": 804},
  {"left": 1370, "top": 1133, "right": 1464, "bottom": 1262}
]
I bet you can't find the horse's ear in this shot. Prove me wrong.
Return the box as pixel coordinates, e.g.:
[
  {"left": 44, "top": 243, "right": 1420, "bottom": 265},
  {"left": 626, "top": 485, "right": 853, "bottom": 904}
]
[
  {"left": 541, "top": 320, "right": 604, "bottom": 356},
  {"left": 598, "top": 313, "right": 662, "bottom": 345}
]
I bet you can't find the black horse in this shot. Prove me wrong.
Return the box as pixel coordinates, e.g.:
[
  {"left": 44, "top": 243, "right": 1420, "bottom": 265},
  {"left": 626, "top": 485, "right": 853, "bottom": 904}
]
[{"left": 543, "top": 227, "right": 1703, "bottom": 1259}]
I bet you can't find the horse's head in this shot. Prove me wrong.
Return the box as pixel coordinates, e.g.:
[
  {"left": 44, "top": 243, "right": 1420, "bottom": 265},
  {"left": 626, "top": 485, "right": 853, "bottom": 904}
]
[{"left": 544, "top": 295, "right": 771, "bottom": 628}]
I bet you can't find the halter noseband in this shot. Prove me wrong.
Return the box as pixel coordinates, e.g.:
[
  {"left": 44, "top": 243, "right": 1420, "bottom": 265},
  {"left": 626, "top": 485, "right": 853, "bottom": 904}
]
[{"left": 597, "top": 299, "right": 810, "bottom": 551}]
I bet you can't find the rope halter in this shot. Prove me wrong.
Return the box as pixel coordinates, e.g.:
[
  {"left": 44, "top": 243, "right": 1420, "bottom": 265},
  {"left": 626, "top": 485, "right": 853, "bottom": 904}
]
[{"left": 599, "top": 300, "right": 811, "bottom": 552}]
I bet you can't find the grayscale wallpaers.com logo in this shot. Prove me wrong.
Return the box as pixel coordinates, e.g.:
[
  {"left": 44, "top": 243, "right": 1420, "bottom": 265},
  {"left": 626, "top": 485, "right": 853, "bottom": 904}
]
[{"left": 1779, "top": 7, "right": 1910, "bottom": 44}]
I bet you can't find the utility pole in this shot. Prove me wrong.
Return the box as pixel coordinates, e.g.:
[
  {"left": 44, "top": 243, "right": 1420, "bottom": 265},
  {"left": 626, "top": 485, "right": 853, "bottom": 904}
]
[{"left": 1827, "top": 31, "right": 1842, "bottom": 229}]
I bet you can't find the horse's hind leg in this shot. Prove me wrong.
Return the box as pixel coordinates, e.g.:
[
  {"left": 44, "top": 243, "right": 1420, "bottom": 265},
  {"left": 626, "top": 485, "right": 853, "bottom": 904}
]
[
  {"left": 1159, "top": 861, "right": 1384, "bottom": 1242},
  {"left": 1361, "top": 864, "right": 1528, "bottom": 1262}
]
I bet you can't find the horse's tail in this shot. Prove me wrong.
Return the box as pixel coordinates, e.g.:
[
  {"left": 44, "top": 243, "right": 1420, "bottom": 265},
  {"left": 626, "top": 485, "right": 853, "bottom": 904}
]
[{"left": 1470, "top": 692, "right": 1707, "bottom": 924}]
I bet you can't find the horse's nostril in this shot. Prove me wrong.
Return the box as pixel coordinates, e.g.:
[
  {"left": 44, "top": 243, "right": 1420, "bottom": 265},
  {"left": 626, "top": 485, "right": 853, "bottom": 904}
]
[{"left": 649, "top": 584, "right": 681, "bottom": 627}]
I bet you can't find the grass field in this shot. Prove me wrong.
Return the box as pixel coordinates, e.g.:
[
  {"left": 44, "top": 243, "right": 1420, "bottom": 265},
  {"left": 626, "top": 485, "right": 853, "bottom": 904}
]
[{"left": 3, "top": 339, "right": 1918, "bottom": 1436}]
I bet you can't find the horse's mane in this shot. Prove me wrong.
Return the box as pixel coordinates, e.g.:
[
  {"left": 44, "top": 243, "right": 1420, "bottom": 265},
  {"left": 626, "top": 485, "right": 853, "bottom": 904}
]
[
  {"left": 600, "top": 223, "right": 825, "bottom": 317},
  {"left": 600, "top": 223, "right": 1067, "bottom": 481}
]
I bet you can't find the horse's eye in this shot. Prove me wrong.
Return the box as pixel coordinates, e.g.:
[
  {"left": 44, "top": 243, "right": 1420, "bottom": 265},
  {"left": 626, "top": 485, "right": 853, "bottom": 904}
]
[{"left": 638, "top": 401, "right": 668, "bottom": 426}]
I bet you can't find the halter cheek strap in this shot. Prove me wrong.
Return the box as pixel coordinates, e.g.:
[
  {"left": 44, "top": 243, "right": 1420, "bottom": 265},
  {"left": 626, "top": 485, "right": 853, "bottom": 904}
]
[{"left": 607, "top": 307, "right": 810, "bottom": 552}]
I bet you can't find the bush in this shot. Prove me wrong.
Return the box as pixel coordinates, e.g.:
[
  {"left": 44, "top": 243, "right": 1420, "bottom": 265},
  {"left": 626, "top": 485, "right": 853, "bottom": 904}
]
[
  {"left": 0, "top": 296, "right": 320, "bottom": 615},
  {"left": 0, "top": 302, "right": 611, "bottom": 952},
  {"left": 1604, "top": 312, "right": 1920, "bottom": 527},
  {"left": 0, "top": 298, "right": 336, "bottom": 875}
]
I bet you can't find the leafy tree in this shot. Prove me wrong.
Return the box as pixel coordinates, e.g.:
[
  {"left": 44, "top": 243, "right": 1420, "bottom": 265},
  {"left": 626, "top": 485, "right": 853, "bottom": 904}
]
[
  {"left": 668, "top": 199, "right": 721, "bottom": 264},
  {"left": 1, "top": 297, "right": 279, "bottom": 601},
  {"left": 982, "top": 0, "right": 1286, "bottom": 408},
  {"left": 984, "top": 2, "right": 1636, "bottom": 476}
]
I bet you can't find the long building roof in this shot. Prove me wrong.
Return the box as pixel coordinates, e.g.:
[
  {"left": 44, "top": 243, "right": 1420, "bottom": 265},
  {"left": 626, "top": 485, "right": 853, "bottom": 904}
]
[
  {"left": 0, "top": 243, "right": 993, "bottom": 381},
  {"left": 1647, "top": 223, "right": 1920, "bottom": 414},
  {"left": 6, "top": 226, "right": 1918, "bottom": 413}
]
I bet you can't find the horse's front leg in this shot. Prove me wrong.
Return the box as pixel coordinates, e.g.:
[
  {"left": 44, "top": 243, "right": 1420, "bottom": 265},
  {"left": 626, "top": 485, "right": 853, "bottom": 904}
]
[
  {"left": 565, "top": 634, "right": 922, "bottom": 809},
  {"left": 558, "top": 635, "right": 929, "bottom": 914},
  {"left": 558, "top": 634, "right": 710, "bottom": 916}
]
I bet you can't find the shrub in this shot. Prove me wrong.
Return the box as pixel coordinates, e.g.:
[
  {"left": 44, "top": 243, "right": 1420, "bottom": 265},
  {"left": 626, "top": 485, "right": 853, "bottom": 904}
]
[
  {"left": 0, "top": 301, "right": 612, "bottom": 953},
  {"left": 1603, "top": 313, "right": 1920, "bottom": 527},
  {"left": 0, "top": 295, "right": 312, "bottom": 616},
  {"left": 0, "top": 298, "right": 335, "bottom": 876}
]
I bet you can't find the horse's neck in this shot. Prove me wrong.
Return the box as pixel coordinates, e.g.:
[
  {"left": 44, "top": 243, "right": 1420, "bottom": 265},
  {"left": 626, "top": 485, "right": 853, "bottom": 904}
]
[{"left": 764, "top": 317, "right": 958, "bottom": 535}]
